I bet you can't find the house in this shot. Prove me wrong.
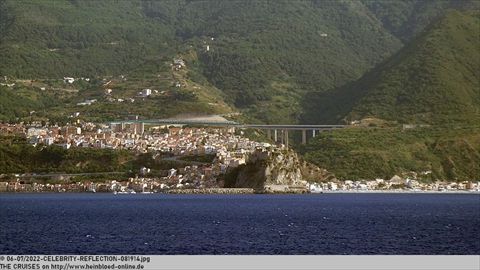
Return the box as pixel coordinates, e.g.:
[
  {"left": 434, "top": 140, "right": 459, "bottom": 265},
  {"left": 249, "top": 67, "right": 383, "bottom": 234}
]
[
  {"left": 139, "top": 88, "right": 152, "bottom": 97},
  {"left": 76, "top": 99, "right": 97, "bottom": 106},
  {"left": 62, "top": 126, "right": 81, "bottom": 136},
  {"left": 168, "top": 168, "right": 177, "bottom": 178},
  {"left": 27, "top": 127, "right": 47, "bottom": 137},
  {"left": 328, "top": 182, "right": 338, "bottom": 191},
  {"left": 406, "top": 179, "right": 420, "bottom": 189},
  {"left": 64, "top": 77, "right": 75, "bottom": 84},
  {"left": 309, "top": 183, "right": 323, "bottom": 193},
  {"left": 140, "top": 167, "right": 151, "bottom": 175},
  {"left": 59, "top": 142, "right": 71, "bottom": 149},
  {"left": 357, "top": 183, "right": 368, "bottom": 190},
  {"left": 169, "top": 127, "right": 183, "bottom": 136},
  {"left": 173, "top": 58, "right": 185, "bottom": 67},
  {"left": 44, "top": 137, "right": 54, "bottom": 146}
]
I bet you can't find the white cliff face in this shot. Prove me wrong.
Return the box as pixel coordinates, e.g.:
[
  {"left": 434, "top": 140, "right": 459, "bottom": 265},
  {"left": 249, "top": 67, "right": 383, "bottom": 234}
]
[{"left": 225, "top": 149, "right": 334, "bottom": 190}]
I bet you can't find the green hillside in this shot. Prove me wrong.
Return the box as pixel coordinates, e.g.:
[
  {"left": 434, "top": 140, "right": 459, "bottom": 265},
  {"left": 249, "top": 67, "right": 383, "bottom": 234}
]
[
  {"left": 0, "top": 0, "right": 175, "bottom": 78},
  {"left": 302, "top": 125, "right": 480, "bottom": 181},
  {"left": 0, "top": 85, "right": 59, "bottom": 122},
  {"left": 302, "top": 10, "right": 480, "bottom": 125},
  {"left": 301, "top": 10, "right": 480, "bottom": 181},
  {"left": 362, "top": 0, "right": 479, "bottom": 42},
  {"left": 2, "top": 0, "right": 471, "bottom": 123}
]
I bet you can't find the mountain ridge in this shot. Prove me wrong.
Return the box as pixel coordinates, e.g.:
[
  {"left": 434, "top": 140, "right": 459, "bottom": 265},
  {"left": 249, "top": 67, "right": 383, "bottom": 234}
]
[
  {"left": 1, "top": 0, "right": 475, "bottom": 123},
  {"left": 301, "top": 10, "right": 480, "bottom": 125}
]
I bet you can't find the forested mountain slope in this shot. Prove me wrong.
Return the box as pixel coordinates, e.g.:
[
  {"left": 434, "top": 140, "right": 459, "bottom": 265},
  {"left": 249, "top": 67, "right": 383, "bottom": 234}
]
[
  {"left": 302, "top": 10, "right": 480, "bottom": 125},
  {"left": 1, "top": 0, "right": 473, "bottom": 123}
]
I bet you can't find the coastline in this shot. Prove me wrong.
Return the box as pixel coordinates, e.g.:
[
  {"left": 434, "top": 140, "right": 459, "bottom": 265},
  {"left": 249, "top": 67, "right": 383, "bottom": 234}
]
[
  {"left": 317, "top": 190, "right": 480, "bottom": 194},
  {"left": 1, "top": 189, "right": 479, "bottom": 194}
]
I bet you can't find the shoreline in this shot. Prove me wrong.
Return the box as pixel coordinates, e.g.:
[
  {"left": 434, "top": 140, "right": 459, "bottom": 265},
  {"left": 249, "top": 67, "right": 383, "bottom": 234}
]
[
  {"left": 317, "top": 190, "right": 480, "bottom": 194},
  {"left": 1, "top": 189, "right": 479, "bottom": 195}
]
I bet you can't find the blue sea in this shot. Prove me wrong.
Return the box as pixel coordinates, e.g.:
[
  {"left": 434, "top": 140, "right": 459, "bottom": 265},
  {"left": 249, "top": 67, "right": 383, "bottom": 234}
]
[{"left": 0, "top": 193, "right": 479, "bottom": 254}]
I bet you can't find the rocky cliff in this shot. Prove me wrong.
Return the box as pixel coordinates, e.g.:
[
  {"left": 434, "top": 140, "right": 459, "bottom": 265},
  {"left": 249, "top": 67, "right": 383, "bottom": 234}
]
[{"left": 223, "top": 149, "right": 335, "bottom": 191}]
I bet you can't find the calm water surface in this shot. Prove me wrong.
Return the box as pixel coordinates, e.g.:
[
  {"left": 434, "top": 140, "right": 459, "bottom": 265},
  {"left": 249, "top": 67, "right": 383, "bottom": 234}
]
[{"left": 0, "top": 193, "right": 479, "bottom": 254}]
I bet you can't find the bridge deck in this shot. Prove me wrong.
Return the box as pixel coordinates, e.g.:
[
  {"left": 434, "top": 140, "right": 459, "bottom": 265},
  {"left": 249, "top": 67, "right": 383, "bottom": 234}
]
[
  {"left": 109, "top": 120, "right": 346, "bottom": 129},
  {"left": 241, "top": 124, "right": 346, "bottom": 130}
]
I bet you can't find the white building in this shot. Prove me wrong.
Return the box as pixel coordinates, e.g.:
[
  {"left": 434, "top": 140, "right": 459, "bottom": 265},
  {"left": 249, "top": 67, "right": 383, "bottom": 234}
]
[
  {"left": 44, "top": 137, "right": 54, "bottom": 146},
  {"left": 77, "top": 99, "right": 97, "bottom": 106},
  {"left": 168, "top": 168, "right": 177, "bottom": 178},
  {"left": 27, "top": 128, "right": 47, "bottom": 137},
  {"left": 64, "top": 77, "right": 75, "bottom": 84},
  {"left": 141, "top": 88, "right": 152, "bottom": 96},
  {"left": 328, "top": 182, "right": 338, "bottom": 191},
  {"left": 309, "top": 183, "right": 323, "bottom": 193}
]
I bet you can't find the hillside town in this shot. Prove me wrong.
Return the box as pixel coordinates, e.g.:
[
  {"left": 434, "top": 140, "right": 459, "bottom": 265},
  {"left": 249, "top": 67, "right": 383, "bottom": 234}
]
[
  {"left": 0, "top": 122, "right": 479, "bottom": 194},
  {"left": 0, "top": 121, "right": 272, "bottom": 193}
]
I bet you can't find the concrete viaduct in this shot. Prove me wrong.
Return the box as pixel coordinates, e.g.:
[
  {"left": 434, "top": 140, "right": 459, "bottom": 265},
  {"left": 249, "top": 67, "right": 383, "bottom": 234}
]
[
  {"left": 240, "top": 124, "right": 346, "bottom": 147},
  {"left": 109, "top": 119, "right": 346, "bottom": 147}
]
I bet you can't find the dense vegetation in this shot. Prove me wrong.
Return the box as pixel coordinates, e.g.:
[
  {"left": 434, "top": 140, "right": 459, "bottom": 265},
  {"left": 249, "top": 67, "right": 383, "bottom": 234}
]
[
  {"left": 301, "top": 10, "right": 480, "bottom": 125},
  {"left": 0, "top": 85, "right": 59, "bottom": 122},
  {"left": 300, "top": 10, "right": 480, "bottom": 181},
  {"left": 302, "top": 126, "right": 480, "bottom": 181},
  {"left": 0, "top": 136, "right": 133, "bottom": 173},
  {"left": 0, "top": 136, "right": 198, "bottom": 175},
  {"left": 361, "top": 0, "right": 479, "bottom": 42},
  {"left": 2, "top": 0, "right": 474, "bottom": 123},
  {"left": 184, "top": 0, "right": 401, "bottom": 108},
  {"left": 0, "top": 0, "right": 175, "bottom": 78}
]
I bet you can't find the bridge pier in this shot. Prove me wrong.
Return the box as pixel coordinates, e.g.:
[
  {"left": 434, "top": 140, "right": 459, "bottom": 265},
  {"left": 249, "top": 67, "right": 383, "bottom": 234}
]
[
  {"left": 302, "top": 129, "right": 307, "bottom": 144},
  {"left": 312, "top": 129, "right": 316, "bottom": 138},
  {"left": 135, "top": 122, "right": 145, "bottom": 135},
  {"left": 274, "top": 129, "right": 278, "bottom": 142},
  {"left": 267, "top": 129, "right": 272, "bottom": 140},
  {"left": 285, "top": 129, "right": 289, "bottom": 148}
]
